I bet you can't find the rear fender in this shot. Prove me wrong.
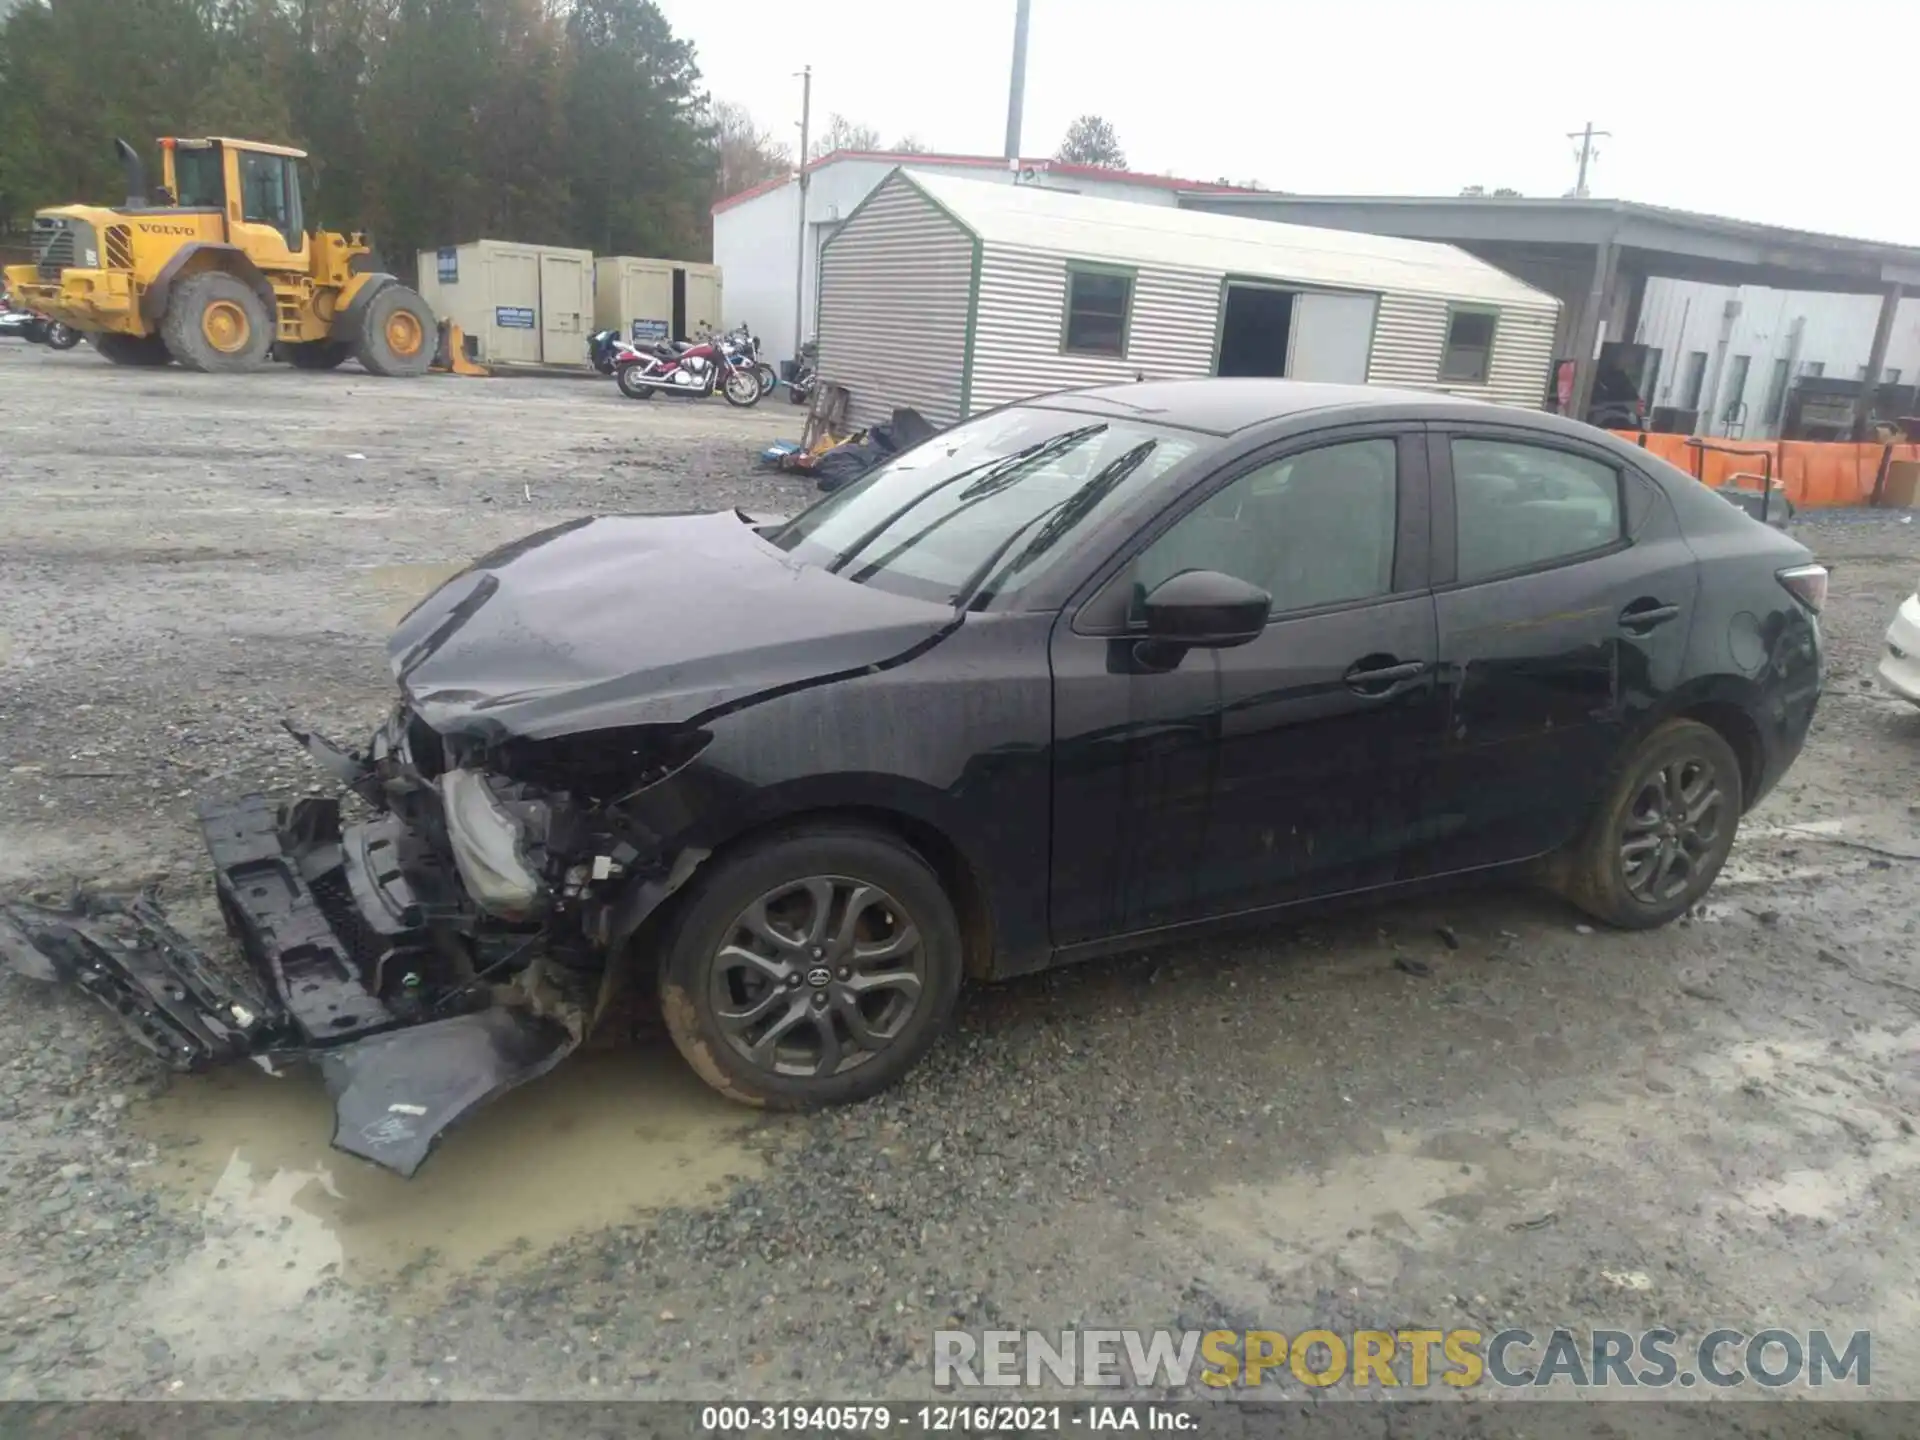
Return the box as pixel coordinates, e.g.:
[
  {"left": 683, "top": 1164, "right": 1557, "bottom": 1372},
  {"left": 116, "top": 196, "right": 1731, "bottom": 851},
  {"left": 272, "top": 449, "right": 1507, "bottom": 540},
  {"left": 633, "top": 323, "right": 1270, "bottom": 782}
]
[{"left": 141, "top": 243, "right": 277, "bottom": 326}]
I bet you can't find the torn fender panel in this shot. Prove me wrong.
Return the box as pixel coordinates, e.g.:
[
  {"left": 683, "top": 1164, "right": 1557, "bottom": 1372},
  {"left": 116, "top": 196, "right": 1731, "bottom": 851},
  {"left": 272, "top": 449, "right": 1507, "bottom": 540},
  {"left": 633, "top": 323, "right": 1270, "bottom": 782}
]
[{"left": 318, "top": 1006, "right": 578, "bottom": 1177}]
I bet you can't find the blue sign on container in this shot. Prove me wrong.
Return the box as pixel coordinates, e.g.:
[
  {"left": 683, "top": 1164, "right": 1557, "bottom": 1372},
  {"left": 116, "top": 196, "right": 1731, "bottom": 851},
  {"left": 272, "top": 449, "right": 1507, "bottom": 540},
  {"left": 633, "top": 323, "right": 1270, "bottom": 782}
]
[
  {"left": 631, "top": 318, "right": 670, "bottom": 343},
  {"left": 496, "top": 306, "right": 536, "bottom": 330},
  {"left": 436, "top": 247, "right": 458, "bottom": 284}
]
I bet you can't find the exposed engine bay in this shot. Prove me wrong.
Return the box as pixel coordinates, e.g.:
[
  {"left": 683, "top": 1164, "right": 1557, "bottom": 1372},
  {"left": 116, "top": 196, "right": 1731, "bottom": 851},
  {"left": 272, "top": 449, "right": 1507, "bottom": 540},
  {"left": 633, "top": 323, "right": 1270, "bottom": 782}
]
[{"left": 0, "top": 703, "right": 710, "bottom": 1175}]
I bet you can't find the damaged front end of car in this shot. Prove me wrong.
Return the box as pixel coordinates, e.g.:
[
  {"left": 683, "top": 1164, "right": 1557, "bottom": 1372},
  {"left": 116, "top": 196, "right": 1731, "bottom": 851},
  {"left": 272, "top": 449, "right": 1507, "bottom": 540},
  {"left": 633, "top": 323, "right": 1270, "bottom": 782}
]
[{"left": 0, "top": 703, "right": 711, "bottom": 1178}]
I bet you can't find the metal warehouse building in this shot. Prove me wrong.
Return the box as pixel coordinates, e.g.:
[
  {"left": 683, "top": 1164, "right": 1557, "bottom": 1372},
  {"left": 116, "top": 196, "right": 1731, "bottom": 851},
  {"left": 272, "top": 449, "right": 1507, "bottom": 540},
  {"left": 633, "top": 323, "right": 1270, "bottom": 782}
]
[{"left": 814, "top": 169, "right": 1561, "bottom": 428}]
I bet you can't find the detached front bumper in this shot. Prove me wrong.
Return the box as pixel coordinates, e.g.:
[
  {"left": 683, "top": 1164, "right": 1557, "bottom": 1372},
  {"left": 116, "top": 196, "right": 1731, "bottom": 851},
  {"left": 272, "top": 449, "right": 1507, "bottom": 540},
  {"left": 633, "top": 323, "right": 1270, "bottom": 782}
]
[{"left": 0, "top": 790, "right": 577, "bottom": 1177}]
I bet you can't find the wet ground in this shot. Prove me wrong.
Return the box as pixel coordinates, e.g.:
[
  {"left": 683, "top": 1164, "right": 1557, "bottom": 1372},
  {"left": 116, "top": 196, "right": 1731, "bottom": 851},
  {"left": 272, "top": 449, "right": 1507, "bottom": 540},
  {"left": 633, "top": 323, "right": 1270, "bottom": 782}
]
[{"left": 3, "top": 343, "right": 1920, "bottom": 1415}]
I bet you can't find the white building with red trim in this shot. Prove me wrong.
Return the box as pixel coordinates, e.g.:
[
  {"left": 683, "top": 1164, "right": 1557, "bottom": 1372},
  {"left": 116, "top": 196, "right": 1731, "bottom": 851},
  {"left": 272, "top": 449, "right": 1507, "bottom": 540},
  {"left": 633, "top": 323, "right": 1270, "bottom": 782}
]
[{"left": 711, "top": 148, "right": 1254, "bottom": 368}]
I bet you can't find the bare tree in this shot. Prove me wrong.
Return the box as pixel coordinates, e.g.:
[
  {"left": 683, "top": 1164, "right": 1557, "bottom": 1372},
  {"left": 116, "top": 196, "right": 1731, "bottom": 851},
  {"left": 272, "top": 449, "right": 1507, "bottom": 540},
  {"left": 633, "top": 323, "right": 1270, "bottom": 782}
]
[
  {"left": 712, "top": 99, "right": 792, "bottom": 201},
  {"left": 891, "top": 135, "right": 929, "bottom": 154},
  {"left": 808, "top": 114, "right": 881, "bottom": 160},
  {"left": 1056, "top": 114, "right": 1126, "bottom": 168}
]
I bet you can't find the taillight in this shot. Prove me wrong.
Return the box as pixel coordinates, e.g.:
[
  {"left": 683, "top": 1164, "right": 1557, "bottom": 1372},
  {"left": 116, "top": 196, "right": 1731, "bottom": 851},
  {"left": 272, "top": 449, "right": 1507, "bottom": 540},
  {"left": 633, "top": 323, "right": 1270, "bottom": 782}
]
[{"left": 1777, "top": 563, "right": 1828, "bottom": 613}]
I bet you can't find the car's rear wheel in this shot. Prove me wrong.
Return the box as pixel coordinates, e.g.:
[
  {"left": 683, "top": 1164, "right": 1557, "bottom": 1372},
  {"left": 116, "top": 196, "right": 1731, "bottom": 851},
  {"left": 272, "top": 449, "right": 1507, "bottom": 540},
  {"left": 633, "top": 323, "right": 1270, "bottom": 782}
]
[
  {"left": 1556, "top": 719, "right": 1743, "bottom": 929},
  {"left": 656, "top": 826, "right": 964, "bottom": 1107}
]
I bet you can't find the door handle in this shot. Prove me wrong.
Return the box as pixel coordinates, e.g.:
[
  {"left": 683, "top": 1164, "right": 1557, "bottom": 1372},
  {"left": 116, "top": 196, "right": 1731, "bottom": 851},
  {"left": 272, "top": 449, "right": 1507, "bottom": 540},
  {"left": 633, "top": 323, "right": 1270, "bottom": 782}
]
[
  {"left": 1619, "top": 600, "right": 1681, "bottom": 633},
  {"left": 1344, "top": 658, "right": 1426, "bottom": 694}
]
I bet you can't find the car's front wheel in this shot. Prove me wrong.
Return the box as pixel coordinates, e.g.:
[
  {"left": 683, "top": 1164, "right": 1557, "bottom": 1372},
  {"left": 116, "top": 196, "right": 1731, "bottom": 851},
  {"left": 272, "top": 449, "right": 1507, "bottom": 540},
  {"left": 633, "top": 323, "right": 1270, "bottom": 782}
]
[
  {"left": 1556, "top": 718, "right": 1744, "bottom": 928},
  {"left": 657, "top": 826, "right": 964, "bottom": 1107}
]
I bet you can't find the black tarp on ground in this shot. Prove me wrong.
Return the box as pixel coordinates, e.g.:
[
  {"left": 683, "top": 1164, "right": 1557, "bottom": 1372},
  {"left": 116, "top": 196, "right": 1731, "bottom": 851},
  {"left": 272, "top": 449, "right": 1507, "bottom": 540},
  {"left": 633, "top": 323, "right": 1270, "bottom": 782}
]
[{"left": 813, "top": 407, "right": 940, "bottom": 493}]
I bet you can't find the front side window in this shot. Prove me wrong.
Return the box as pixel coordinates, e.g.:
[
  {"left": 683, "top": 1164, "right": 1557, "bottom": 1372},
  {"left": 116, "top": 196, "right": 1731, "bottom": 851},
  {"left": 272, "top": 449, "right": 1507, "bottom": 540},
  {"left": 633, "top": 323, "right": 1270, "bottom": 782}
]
[
  {"left": 240, "top": 151, "right": 289, "bottom": 228},
  {"left": 1062, "top": 267, "right": 1133, "bottom": 357},
  {"left": 1440, "top": 308, "right": 1498, "bottom": 384},
  {"left": 772, "top": 408, "right": 1203, "bottom": 606},
  {"left": 1452, "top": 438, "right": 1622, "bottom": 583},
  {"left": 1129, "top": 438, "right": 1399, "bottom": 617}
]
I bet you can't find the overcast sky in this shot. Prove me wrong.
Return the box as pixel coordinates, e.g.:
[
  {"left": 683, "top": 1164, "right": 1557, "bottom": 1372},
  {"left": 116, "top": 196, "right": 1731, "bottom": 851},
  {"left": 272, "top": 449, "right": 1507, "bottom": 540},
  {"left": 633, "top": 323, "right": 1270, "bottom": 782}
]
[{"left": 662, "top": 0, "right": 1917, "bottom": 246}]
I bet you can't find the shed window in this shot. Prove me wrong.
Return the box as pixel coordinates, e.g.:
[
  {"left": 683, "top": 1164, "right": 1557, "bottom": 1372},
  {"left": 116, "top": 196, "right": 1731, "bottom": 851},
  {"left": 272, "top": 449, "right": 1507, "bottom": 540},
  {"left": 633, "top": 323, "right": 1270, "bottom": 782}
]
[
  {"left": 1063, "top": 267, "right": 1132, "bottom": 357},
  {"left": 1439, "top": 308, "right": 1497, "bottom": 384}
]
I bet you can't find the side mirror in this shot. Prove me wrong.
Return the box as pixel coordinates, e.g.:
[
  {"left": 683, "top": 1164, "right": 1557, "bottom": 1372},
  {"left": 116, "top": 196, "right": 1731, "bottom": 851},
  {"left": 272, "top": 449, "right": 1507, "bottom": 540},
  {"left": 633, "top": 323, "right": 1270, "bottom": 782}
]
[{"left": 1139, "top": 570, "right": 1270, "bottom": 649}]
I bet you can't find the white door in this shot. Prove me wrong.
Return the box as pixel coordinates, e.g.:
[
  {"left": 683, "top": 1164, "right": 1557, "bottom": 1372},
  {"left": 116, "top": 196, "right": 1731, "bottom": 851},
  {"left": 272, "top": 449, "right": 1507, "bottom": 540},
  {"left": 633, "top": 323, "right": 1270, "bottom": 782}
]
[
  {"left": 539, "top": 253, "right": 587, "bottom": 364},
  {"left": 1288, "top": 291, "right": 1380, "bottom": 383},
  {"left": 488, "top": 250, "right": 541, "bottom": 363}
]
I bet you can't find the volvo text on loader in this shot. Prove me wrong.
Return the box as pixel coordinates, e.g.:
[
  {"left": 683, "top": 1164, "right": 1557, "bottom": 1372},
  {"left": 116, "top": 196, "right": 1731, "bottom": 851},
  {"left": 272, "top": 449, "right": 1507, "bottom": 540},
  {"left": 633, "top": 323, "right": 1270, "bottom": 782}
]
[{"left": 2, "top": 136, "right": 436, "bottom": 375}]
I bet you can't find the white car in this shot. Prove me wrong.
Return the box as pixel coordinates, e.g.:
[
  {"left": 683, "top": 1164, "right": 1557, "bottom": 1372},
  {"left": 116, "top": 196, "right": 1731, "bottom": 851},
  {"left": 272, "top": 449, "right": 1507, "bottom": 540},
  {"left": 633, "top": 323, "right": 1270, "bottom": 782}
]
[{"left": 1879, "top": 585, "right": 1920, "bottom": 704}]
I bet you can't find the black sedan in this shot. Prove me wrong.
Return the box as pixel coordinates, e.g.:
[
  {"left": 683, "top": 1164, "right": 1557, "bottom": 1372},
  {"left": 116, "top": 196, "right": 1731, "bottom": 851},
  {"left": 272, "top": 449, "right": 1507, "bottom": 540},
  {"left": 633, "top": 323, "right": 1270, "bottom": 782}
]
[{"left": 0, "top": 380, "right": 1826, "bottom": 1173}]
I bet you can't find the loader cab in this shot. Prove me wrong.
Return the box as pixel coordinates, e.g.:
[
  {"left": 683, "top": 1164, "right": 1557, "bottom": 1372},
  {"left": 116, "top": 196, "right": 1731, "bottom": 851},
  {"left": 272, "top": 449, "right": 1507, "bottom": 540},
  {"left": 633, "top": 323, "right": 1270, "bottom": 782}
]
[{"left": 160, "top": 137, "right": 310, "bottom": 272}]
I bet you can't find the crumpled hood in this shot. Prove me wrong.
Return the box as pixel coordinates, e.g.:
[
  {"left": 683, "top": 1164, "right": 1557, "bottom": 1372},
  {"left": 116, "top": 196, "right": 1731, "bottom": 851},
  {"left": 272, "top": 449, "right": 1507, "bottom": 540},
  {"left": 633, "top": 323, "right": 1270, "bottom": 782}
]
[{"left": 389, "top": 510, "right": 958, "bottom": 740}]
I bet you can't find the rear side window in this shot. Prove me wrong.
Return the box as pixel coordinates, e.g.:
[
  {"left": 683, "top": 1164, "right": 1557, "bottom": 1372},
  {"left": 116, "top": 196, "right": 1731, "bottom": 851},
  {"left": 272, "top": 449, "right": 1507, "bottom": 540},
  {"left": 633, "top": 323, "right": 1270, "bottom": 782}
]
[{"left": 1451, "top": 438, "right": 1623, "bottom": 583}]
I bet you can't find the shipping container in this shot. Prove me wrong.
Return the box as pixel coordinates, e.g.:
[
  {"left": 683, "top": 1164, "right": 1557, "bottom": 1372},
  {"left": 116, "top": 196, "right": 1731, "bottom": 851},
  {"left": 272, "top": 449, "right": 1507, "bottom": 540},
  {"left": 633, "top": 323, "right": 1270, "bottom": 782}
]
[
  {"left": 592, "top": 257, "right": 724, "bottom": 345},
  {"left": 416, "top": 240, "right": 594, "bottom": 366}
]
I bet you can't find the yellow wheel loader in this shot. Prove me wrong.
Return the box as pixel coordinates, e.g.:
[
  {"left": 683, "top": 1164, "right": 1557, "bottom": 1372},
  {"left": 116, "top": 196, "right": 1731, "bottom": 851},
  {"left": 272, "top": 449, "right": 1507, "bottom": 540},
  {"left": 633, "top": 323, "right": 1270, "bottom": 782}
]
[{"left": 1, "top": 136, "right": 435, "bottom": 376}]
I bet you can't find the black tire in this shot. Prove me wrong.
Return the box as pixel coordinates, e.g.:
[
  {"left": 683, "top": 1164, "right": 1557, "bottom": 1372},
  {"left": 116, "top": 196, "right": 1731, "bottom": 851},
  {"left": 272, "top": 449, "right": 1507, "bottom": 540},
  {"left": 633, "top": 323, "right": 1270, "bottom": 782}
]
[
  {"left": 754, "top": 362, "right": 776, "bottom": 398},
  {"left": 286, "top": 340, "right": 351, "bottom": 370},
  {"left": 161, "top": 271, "right": 273, "bottom": 372},
  {"left": 616, "top": 362, "right": 656, "bottom": 400},
  {"left": 352, "top": 284, "right": 434, "bottom": 377},
  {"left": 656, "top": 826, "right": 964, "bottom": 1108},
  {"left": 1555, "top": 719, "right": 1744, "bottom": 929},
  {"left": 44, "top": 322, "right": 79, "bottom": 350},
  {"left": 92, "top": 332, "right": 172, "bottom": 366}
]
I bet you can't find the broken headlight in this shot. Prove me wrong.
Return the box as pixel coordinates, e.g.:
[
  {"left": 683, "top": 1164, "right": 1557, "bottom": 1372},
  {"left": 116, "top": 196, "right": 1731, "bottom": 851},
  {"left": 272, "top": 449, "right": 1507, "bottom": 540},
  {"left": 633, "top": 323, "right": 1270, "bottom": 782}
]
[{"left": 439, "top": 768, "right": 549, "bottom": 921}]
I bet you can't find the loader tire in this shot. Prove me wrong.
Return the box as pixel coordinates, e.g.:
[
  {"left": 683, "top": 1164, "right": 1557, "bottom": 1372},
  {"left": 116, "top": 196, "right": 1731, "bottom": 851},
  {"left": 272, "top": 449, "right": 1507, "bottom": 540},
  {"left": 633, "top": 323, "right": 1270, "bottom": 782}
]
[
  {"left": 162, "top": 272, "right": 273, "bottom": 373},
  {"left": 353, "top": 286, "right": 434, "bottom": 378},
  {"left": 286, "top": 340, "right": 351, "bottom": 370},
  {"left": 92, "top": 333, "right": 172, "bottom": 366}
]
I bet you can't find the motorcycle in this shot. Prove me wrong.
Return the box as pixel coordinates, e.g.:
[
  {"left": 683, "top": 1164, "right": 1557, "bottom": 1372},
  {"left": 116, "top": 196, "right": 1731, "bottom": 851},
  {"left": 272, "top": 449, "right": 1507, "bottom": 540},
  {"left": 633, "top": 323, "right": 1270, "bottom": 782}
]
[
  {"left": 0, "top": 302, "right": 79, "bottom": 350},
  {"left": 587, "top": 329, "right": 624, "bottom": 375},
  {"left": 719, "top": 325, "right": 777, "bottom": 399},
  {"left": 614, "top": 331, "right": 762, "bottom": 407},
  {"left": 786, "top": 341, "right": 818, "bottom": 407}
]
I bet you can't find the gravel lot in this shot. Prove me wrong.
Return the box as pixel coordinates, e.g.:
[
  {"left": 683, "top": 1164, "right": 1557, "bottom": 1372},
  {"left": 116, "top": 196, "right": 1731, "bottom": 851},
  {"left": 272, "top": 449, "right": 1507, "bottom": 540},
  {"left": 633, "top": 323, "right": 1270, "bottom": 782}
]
[{"left": 4, "top": 342, "right": 1920, "bottom": 1419}]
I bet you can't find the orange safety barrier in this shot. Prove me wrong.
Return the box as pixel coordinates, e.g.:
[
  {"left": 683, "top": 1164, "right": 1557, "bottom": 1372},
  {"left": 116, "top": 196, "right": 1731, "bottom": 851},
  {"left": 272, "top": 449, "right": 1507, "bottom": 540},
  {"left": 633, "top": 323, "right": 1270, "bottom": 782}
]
[{"left": 1608, "top": 432, "right": 1920, "bottom": 508}]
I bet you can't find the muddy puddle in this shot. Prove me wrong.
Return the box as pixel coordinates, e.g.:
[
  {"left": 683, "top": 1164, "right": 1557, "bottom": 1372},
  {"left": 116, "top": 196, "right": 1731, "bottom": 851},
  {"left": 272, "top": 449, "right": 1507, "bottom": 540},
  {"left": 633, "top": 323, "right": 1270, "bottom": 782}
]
[{"left": 132, "top": 1044, "right": 771, "bottom": 1292}]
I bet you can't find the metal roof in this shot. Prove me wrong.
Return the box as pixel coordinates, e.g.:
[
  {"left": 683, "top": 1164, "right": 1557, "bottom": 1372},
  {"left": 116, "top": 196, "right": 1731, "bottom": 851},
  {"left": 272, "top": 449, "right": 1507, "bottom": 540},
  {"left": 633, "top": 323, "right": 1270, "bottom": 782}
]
[
  {"left": 900, "top": 169, "right": 1556, "bottom": 308},
  {"left": 1177, "top": 193, "right": 1920, "bottom": 292},
  {"left": 711, "top": 149, "right": 1255, "bottom": 216}
]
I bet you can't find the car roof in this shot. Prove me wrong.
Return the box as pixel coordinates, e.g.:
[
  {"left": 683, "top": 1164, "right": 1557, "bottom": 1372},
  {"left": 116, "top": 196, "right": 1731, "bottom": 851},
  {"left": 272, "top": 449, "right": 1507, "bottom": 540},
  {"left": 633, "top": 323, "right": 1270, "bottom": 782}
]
[{"left": 1020, "top": 377, "right": 1536, "bottom": 437}]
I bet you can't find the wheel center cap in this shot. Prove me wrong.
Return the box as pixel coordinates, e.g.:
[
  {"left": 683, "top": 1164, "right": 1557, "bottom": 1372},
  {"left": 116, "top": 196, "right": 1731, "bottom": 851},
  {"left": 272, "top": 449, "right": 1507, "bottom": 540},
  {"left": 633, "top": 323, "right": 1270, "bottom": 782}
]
[{"left": 805, "top": 966, "right": 832, "bottom": 989}]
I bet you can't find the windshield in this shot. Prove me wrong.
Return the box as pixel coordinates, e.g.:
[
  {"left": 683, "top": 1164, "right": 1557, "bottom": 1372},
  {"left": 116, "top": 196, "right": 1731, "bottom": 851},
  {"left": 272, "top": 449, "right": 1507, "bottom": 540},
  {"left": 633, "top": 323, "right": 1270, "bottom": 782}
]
[{"left": 771, "top": 408, "right": 1202, "bottom": 606}]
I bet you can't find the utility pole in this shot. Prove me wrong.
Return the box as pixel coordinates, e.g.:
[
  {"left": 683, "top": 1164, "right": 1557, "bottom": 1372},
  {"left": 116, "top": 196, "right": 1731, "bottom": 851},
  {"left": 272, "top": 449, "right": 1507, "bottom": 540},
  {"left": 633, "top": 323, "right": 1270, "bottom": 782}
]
[
  {"left": 1004, "top": 0, "right": 1031, "bottom": 160},
  {"left": 792, "top": 64, "right": 812, "bottom": 367},
  {"left": 1567, "top": 122, "right": 1610, "bottom": 198}
]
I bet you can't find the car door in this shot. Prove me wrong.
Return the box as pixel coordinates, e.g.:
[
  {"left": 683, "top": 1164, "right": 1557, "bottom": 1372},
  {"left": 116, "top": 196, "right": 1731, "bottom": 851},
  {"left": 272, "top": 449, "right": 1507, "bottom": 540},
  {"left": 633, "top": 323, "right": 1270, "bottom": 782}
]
[
  {"left": 229, "top": 149, "right": 308, "bottom": 274},
  {"left": 1410, "top": 426, "right": 1700, "bottom": 875},
  {"left": 1049, "top": 427, "right": 1441, "bottom": 945}
]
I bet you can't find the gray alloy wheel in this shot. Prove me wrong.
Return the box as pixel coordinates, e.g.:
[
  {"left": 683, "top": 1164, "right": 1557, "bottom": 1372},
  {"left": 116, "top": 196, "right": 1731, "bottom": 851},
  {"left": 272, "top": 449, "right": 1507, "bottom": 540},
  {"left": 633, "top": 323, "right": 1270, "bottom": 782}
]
[
  {"left": 709, "top": 875, "right": 928, "bottom": 1080},
  {"left": 656, "top": 825, "right": 964, "bottom": 1107},
  {"left": 1556, "top": 718, "right": 1744, "bottom": 929},
  {"left": 1618, "top": 754, "right": 1729, "bottom": 905}
]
